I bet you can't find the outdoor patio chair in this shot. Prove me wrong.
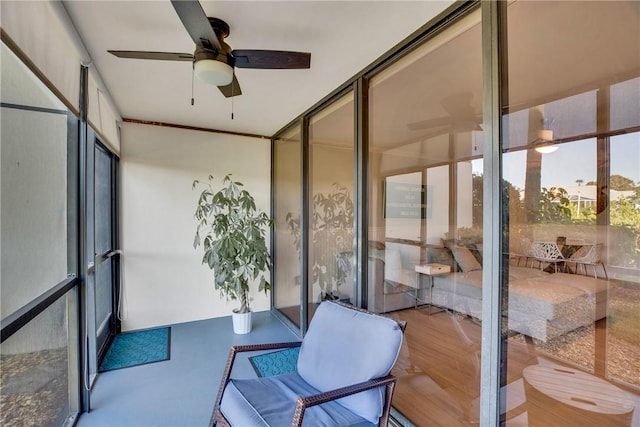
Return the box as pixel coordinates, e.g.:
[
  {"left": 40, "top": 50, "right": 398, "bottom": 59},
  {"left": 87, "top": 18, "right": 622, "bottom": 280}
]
[
  {"left": 509, "top": 236, "right": 532, "bottom": 267},
  {"left": 210, "top": 301, "right": 407, "bottom": 427},
  {"left": 567, "top": 243, "right": 608, "bottom": 279},
  {"left": 528, "top": 241, "right": 566, "bottom": 272}
]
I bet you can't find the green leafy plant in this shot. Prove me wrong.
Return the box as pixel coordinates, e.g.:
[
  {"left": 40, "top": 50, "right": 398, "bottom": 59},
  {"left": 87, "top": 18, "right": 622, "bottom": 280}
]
[
  {"left": 534, "top": 186, "right": 572, "bottom": 223},
  {"left": 193, "top": 174, "right": 272, "bottom": 314}
]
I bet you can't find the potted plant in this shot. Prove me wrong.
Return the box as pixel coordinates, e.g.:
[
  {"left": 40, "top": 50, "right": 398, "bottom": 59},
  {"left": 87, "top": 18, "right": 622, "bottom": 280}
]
[{"left": 193, "top": 174, "right": 272, "bottom": 334}]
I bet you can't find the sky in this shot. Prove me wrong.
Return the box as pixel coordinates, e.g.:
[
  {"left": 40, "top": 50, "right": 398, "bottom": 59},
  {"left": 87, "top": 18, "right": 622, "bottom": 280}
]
[{"left": 472, "top": 132, "right": 639, "bottom": 191}]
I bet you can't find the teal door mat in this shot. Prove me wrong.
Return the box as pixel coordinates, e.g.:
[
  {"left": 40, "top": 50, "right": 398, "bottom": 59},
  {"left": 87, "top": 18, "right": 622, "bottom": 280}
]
[
  {"left": 99, "top": 327, "right": 171, "bottom": 372},
  {"left": 249, "top": 347, "right": 300, "bottom": 377}
]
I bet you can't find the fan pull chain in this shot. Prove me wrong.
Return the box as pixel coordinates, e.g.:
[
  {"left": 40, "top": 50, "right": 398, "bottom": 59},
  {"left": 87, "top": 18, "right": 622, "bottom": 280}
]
[
  {"left": 231, "top": 70, "right": 236, "bottom": 120},
  {"left": 191, "top": 63, "right": 195, "bottom": 106}
]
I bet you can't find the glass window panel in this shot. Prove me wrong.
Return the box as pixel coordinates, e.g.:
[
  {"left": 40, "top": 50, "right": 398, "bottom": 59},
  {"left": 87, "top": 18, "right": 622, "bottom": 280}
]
[
  {"left": 427, "top": 166, "right": 451, "bottom": 244},
  {"left": 504, "top": 2, "right": 639, "bottom": 425},
  {"left": 95, "top": 259, "right": 113, "bottom": 352},
  {"left": 308, "top": 93, "right": 355, "bottom": 319},
  {"left": 608, "top": 132, "right": 640, "bottom": 390},
  {"left": 0, "top": 40, "right": 80, "bottom": 427},
  {"left": 368, "top": 9, "right": 482, "bottom": 425},
  {"left": 95, "top": 144, "right": 112, "bottom": 256},
  {"left": 0, "top": 291, "right": 78, "bottom": 426},
  {"left": 274, "top": 125, "right": 303, "bottom": 327},
  {"left": 1, "top": 43, "right": 69, "bottom": 318},
  {"left": 609, "top": 133, "right": 640, "bottom": 272},
  {"left": 67, "top": 114, "right": 79, "bottom": 277},
  {"left": 610, "top": 78, "right": 640, "bottom": 131}
]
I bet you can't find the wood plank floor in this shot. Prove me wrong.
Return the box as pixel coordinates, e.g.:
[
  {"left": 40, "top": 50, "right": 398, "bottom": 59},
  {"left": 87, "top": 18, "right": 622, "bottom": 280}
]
[
  {"left": 277, "top": 303, "right": 640, "bottom": 426},
  {"left": 388, "top": 308, "right": 488, "bottom": 426},
  {"left": 387, "top": 307, "right": 640, "bottom": 427}
]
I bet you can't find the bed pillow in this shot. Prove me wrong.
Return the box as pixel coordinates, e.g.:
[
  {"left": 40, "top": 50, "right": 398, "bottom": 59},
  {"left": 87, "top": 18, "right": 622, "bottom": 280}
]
[
  {"left": 472, "top": 243, "right": 483, "bottom": 265},
  {"left": 425, "top": 247, "right": 456, "bottom": 269},
  {"left": 450, "top": 245, "right": 482, "bottom": 272}
]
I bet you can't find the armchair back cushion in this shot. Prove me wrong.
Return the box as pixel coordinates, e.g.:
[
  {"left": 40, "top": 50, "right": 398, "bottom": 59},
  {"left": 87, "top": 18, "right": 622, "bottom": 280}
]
[{"left": 297, "top": 301, "right": 403, "bottom": 424}]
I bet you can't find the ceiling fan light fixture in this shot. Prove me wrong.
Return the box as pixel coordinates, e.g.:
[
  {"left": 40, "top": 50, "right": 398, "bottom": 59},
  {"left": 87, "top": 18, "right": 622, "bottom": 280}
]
[
  {"left": 535, "top": 144, "right": 558, "bottom": 154},
  {"left": 534, "top": 129, "right": 557, "bottom": 153},
  {"left": 194, "top": 58, "right": 233, "bottom": 86}
]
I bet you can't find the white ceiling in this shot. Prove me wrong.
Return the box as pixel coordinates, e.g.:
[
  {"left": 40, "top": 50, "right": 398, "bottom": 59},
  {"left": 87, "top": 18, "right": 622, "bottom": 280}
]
[{"left": 63, "top": 1, "right": 454, "bottom": 137}]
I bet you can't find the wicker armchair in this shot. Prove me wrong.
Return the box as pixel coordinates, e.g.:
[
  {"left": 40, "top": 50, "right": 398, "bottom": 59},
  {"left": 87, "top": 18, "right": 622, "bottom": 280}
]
[{"left": 210, "top": 301, "right": 407, "bottom": 427}]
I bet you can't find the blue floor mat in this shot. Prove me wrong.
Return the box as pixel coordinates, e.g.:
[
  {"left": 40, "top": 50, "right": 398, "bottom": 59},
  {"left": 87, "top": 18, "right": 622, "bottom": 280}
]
[
  {"left": 249, "top": 347, "right": 300, "bottom": 377},
  {"left": 99, "top": 327, "right": 171, "bottom": 372}
]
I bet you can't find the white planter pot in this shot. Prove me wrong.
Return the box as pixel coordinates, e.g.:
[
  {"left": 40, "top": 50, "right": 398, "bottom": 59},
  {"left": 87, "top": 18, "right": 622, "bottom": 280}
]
[{"left": 232, "top": 310, "right": 252, "bottom": 334}]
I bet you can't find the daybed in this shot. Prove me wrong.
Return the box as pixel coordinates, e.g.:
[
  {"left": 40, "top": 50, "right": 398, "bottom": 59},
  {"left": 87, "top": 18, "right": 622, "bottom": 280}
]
[
  {"left": 431, "top": 270, "right": 609, "bottom": 341},
  {"left": 368, "top": 242, "right": 610, "bottom": 342}
]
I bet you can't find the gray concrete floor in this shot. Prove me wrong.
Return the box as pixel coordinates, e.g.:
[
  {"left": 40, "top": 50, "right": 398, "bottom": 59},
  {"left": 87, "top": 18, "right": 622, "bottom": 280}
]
[{"left": 77, "top": 311, "right": 299, "bottom": 427}]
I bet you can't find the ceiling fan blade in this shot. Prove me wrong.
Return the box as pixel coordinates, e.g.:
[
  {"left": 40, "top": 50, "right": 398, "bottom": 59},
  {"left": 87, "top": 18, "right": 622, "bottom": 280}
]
[
  {"left": 232, "top": 50, "right": 311, "bottom": 69},
  {"left": 217, "top": 75, "right": 242, "bottom": 98},
  {"left": 108, "top": 50, "right": 194, "bottom": 61},
  {"left": 170, "top": 0, "right": 221, "bottom": 51},
  {"left": 407, "top": 116, "right": 454, "bottom": 131}
]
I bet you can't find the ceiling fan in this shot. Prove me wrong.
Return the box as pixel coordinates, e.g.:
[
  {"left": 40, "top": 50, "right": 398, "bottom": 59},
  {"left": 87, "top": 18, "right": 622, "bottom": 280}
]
[
  {"left": 108, "top": 0, "right": 311, "bottom": 98},
  {"left": 407, "top": 92, "right": 482, "bottom": 132}
]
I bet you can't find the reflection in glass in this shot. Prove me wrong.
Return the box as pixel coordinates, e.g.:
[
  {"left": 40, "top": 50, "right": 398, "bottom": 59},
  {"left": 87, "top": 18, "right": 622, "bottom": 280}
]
[
  {"left": 607, "top": 132, "right": 640, "bottom": 390},
  {"left": 308, "top": 93, "right": 355, "bottom": 322},
  {"left": 504, "top": 2, "right": 639, "bottom": 425},
  {"left": 368, "top": 9, "right": 482, "bottom": 425},
  {"left": 274, "top": 125, "right": 303, "bottom": 327}
]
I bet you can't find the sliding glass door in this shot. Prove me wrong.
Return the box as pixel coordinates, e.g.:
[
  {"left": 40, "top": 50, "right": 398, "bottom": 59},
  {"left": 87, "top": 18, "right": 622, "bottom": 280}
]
[
  {"left": 93, "top": 142, "right": 119, "bottom": 361},
  {"left": 273, "top": 124, "right": 303, "bottom": 328},
  {"left": 501, "top": 3, "right": 640, "bottom": 424},
  {"left": 273, "top": 92, "right": 356, "bottom": 332},
  {"left": 85, "top": 134, "right": 120, "bottom": 384},
  {"left": 308, "top": 93, "right": 356, "bottom": 324},
  {"left": 367, "top": 9, "right": 484, "bottom": 424},
  {"left": 271, "top": 2, "right": 639, "bottom": 425}
]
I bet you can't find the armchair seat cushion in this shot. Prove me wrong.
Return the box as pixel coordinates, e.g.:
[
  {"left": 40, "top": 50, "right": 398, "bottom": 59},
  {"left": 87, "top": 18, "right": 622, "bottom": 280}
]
[{"left": 220, "top": 372, "right": 375, "bottom": 427}]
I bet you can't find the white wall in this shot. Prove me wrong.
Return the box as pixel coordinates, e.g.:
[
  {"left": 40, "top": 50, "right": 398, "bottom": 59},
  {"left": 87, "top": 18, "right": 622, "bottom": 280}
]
[{"left": 120, "top": 123, "right": 270, "bottom": 331}]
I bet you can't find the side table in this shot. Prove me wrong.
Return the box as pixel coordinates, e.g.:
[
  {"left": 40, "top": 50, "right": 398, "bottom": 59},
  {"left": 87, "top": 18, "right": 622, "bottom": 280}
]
[
  {"left": 523, "top": 365, "right": 634, "bottom": 426},
  {"left": 414, "top": 263, "right": 451, "bottom": 314}
]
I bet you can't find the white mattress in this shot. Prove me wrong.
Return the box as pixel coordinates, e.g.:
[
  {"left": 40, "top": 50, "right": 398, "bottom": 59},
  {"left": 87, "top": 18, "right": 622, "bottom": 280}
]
[
  {"left": 431, "top": 267, "right": 608, "bottom": 323},
  {"left": 428, "top": 267, "right": 611, "bottom": 341},
  {"left": 432, "top": 266, "right": 549, "bottom": 300}
]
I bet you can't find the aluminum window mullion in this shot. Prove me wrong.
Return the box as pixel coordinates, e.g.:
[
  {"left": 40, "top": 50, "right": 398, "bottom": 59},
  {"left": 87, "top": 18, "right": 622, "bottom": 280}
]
[
  {"left": 270, "top": 138, "right": 276, "bottom": 312},
  {"left": 480, "top": 1, "right": 506, "bottom": 426},
  {"left": 0, "top": 276, "right": 78, "bottom": 343},
  {"left": 78, "top": 64, "right": 91, "bottom": 412},
  {"left": 354, "top": 77, "right": 369, "bottom": 309},
  {"left": 300, "top": 117, "right": 310, "bottom": 335}
]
